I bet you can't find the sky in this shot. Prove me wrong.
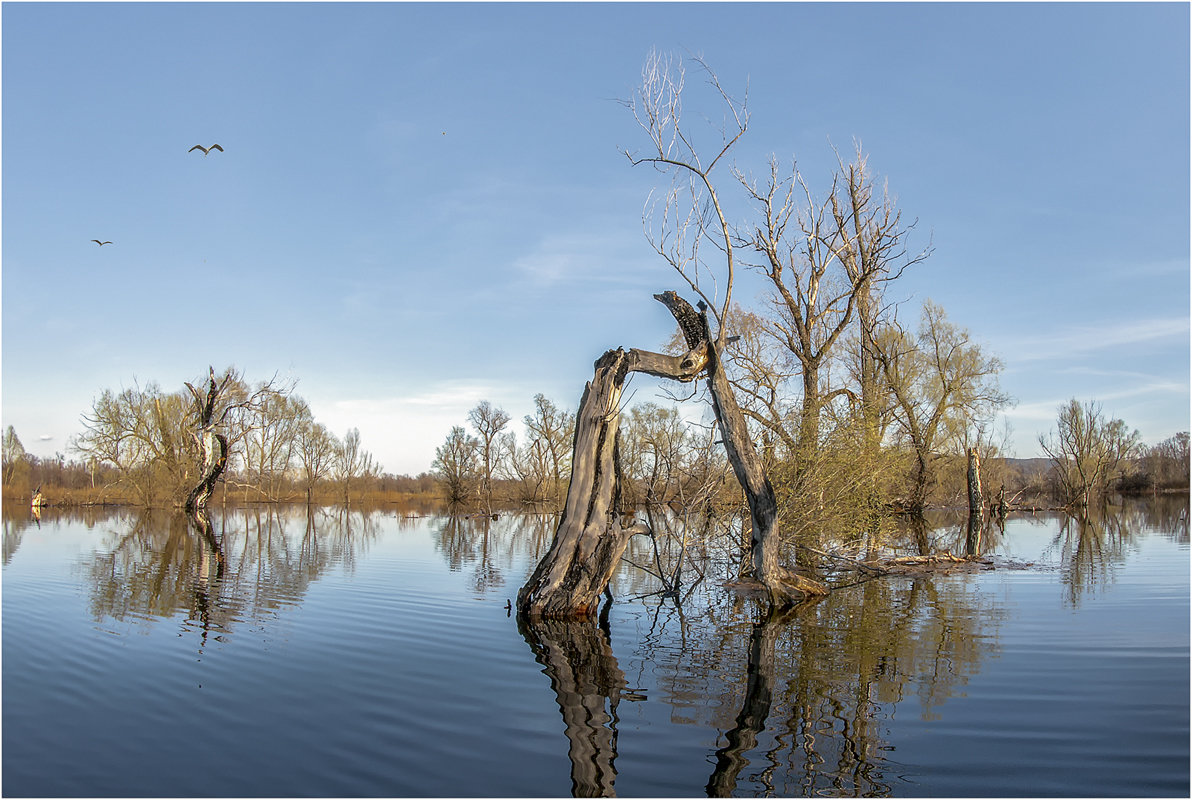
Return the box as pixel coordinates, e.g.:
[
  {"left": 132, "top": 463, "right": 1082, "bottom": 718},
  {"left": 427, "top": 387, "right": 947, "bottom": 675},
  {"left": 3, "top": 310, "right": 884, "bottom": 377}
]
[{"left": 2, "top": 1, "right": 1189, "bottom": 476}]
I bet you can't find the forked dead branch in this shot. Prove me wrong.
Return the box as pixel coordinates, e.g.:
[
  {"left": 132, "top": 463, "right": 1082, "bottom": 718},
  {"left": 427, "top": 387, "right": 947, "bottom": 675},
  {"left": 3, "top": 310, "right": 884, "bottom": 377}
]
[{"left": 516, "top": 291, "right": 828, "bottom": 620}]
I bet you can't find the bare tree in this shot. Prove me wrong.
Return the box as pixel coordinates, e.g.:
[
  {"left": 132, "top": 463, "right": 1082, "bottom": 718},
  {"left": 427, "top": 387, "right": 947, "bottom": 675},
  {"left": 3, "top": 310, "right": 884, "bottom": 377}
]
[
  {"left": 739, "top": 159, "right": 867, "bottom": 459},
  {"left": 621, "top": 51, "right": 826, "bottom": 605},
  {"left": 717, "top": 305, "right": 801, "bottom": 461},
  {"left": 297, "top": 417, "right": 338, "bottom": 504},
  {"left": 504, "top": 430, "right": 552, "bottom": 504},
  {"left": 73, "top": 380, "right": 193, "bottom": 505},
  {"left": 242, "top": 392, "right": 307, "bottom": 501},
  {"left": 1039, "top": 399, "right": 1141, "bottom": 507},
  {"left": 831, "top": 144, "right": 933, "bottom": 452},
  {"left": 468, "top": 401, "right": 511, "bottom": 514},
  {"left": 433, "top": 425, "right": 479, "bottom": 505},
  {"left": 1142, "top": 431, "right": 1190, "bottom": 490},
  {"left": 522, "top": 393, "right": 574, "bottom": 505},
  {"left": 335, "top": 427, "right": 375, "bottom": 506}
]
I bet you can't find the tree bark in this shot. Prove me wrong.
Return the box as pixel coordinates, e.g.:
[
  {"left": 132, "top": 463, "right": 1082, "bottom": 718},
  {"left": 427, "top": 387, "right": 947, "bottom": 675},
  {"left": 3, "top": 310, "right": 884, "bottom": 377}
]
[
  {"left": 517, "top": 349, "right": 649, "bottom": 619},
  {"left": 184, "top": 368, "right": 231, "bottom": 514},
  {"left": 966, "top": 447, "right": 982, "bottom": 518},
  {"left": 656, "top": 291, "right": 828, "bottom": 604},
  {"left": 518, "top": 292, "right": 825, "bottom": 619},
  {"left": 965, "top": 447, "right": 983, "bottom": 556}
]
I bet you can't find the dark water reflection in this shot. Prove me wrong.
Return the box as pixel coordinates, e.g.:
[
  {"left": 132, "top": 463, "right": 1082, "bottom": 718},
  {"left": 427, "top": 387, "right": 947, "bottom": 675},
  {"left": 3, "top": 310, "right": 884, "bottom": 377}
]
[{"left": 2, "top": 499, "right": 1188, "bottom": 797}]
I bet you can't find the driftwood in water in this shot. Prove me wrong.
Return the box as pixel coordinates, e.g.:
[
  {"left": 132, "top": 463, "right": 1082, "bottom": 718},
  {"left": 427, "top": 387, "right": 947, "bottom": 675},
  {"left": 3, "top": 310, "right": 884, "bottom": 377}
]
[{"left": 518, "top": 292, "right": 826, "bottom": 619}]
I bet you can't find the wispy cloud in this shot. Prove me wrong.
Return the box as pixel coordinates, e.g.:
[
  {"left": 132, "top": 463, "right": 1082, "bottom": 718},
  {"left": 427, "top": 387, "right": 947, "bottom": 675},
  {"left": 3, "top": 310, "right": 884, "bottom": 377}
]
[
  {"left": 512, "top": 231, "right": 658, "bottom": 288},
  {"left": 1007, "top": 379, "right": 1188, "bottom": 424},
  {"left": 1003, "top": 317, "right": 1189, "bottom": 363}
]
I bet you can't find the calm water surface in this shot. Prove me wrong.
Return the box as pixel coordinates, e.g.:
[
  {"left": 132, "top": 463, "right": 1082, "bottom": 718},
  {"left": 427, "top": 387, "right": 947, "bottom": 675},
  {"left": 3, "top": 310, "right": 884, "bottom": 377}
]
[{"left": 2, "top": 499, "right": 1188, "bottom": 797}]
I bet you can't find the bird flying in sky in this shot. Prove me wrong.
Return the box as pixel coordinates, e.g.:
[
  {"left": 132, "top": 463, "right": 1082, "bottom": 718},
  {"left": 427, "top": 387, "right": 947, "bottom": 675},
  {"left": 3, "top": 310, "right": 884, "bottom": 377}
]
[
  {"left": 91, "top": 240, "right": 112, "bottom": 246},
  {"left": 188, "top": 144, "right": 224, "bottom": 156}
]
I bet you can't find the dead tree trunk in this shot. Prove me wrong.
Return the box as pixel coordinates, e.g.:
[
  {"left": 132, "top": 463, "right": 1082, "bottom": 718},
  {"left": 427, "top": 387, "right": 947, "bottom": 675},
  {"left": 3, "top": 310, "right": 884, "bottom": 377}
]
[
  {"left": 184, "top": 368, "right": 231, "bottom": 514},
  {"left": 655, "top": 292, "right": 828, "bottom": 605},
  {"left": 518, "top": 293, "right": 825, "bottom": 619},
  {"left": 965, "top": 447, "right": 983, "bottom": 556},
  {"left": 517, "top": 349, "right": 663, "bottom": 618},
  {"left": 967, "top": 447, "right": 982, "bottom": 519}
]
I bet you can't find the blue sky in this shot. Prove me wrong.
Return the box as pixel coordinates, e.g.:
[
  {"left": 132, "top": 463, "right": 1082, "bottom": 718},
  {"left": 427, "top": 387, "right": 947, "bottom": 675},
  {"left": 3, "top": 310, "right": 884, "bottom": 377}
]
[{"left": 3, "top": 2, "right": 1188, "bottom": 476}]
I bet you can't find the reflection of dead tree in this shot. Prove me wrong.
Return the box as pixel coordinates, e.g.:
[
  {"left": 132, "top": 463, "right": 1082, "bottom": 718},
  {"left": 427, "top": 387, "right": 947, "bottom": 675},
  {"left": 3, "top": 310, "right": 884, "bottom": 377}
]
[
  {"left": 186, "top": 509, "right": 226, "bottom": 651},
  {"left": 519, "top": 617, "right": 626, "bottom": 797},
  {"left": 707, "top": 605, "right": 806, "bottom": 796}
]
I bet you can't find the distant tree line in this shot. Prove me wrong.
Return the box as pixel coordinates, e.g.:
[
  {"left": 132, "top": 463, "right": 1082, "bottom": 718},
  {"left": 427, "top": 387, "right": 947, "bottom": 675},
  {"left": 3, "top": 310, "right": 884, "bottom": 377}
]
[
  {"left": 1, "top": 368, "right": 440, "bottom": 509},
  {"left": 432, "top": 395, "right": 738, "bottom": 513}
]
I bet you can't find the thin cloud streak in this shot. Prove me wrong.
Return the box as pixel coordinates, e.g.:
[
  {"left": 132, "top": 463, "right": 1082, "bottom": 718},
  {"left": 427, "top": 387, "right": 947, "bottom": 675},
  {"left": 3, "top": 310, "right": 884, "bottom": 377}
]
[
  {"left": 1007, "top": 379, "right": 1188, "bottom": 424},
  {"left": 1003, "top": 317, "right": 1188, "bottom": 363}
]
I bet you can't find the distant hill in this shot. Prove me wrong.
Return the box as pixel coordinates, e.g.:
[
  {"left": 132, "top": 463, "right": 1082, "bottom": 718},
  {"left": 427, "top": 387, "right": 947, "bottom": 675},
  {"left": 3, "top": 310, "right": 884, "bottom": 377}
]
[{"left": 1003, "top": 457, "right": 1051, "bottom": 474}]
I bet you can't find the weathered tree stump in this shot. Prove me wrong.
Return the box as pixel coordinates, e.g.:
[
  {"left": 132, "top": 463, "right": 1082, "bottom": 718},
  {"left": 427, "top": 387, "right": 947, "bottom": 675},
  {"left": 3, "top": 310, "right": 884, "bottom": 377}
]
[
  {"left": 517, "top": 349, "right": 651, "bottom": 618},
  {"left": 965, "top": 447, "right": 983, "bottom": 556},
  {"left": 518, "top": 292, "right": 826, "bottom": 619},
  {"left": 184, "top": 368, "right": 231, "bottom": 514}
]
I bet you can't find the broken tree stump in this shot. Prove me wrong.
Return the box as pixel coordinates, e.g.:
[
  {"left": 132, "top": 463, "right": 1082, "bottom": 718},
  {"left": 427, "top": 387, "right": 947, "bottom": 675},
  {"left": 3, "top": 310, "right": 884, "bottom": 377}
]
[{"left": 518, "top": 291, "right": 827, "bottom": 619}]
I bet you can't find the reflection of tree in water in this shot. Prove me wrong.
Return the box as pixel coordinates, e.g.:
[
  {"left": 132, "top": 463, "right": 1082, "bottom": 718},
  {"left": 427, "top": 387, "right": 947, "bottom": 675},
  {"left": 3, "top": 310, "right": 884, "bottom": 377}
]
[
  {"left": 82, "top": 506, "right": 383, "bottom": 641},
  {"left": 622, "top": 570, "right": 1005, "bottom": 797},
  {"left": 519, "top": 616, "right": 626, "bottom": 797},
  {"left": 3, "top": 516, "right": 28, "bottom": 566},
  {"left": 1130, "top": 494, "right": 1189, "bottom": 544},
  {"left": 3, "top": 504, "right": 119, "bottom": 565},
  {"left": 1048, "top": 502, "right": 1159, "bottom": 608},
  {"left": 434, "top": 513, "right": 559, "bottom": 595}
]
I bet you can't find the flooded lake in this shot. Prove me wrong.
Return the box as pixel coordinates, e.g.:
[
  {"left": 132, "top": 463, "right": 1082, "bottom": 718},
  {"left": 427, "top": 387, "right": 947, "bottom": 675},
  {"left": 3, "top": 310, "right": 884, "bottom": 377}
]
[{"left": 2, "top": 499, "right": 1188, "bottom": 797}]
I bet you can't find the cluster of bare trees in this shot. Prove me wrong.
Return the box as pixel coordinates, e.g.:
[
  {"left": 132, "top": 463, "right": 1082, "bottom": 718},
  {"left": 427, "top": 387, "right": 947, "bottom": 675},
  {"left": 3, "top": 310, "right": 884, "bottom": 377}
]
[
  {"left": 55, "top": 367, "right": 381, "bottom": 507},
  {"left": 433, "top": 395, "right": 576, "bottom": 509},
  {"left": 1034, "top": 399, "right": 1185, "bottom": 507},
  {"left": 1140, "top": 431, "right": 1191, "bottom": 491},
  {"left": 618, "top": 52, "right": 1013, "bottom": 539},
  {"left": 432, "top": 395, "right": 739, "bottom": 512}
]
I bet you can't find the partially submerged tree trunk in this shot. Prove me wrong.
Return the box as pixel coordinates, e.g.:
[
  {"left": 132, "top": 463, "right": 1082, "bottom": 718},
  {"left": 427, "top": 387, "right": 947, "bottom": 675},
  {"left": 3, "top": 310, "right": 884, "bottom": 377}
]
[
  {"left": 965, "top": 447, "right": 984, "bottom": 556},
  {"left": 700, "top": 313, "right": 829, "bottom": 604},
  {"left": 518, "top": 292, "right": 825, "bottom": 619},
  {"left": 516, "top": 349, "right": 655, "bottom": 619},
  {"left": 184, "top": 368, "right": 232, "bottom": 514},
  {"left": 967, "top": 447, "right": 982, "bottom": 519}
]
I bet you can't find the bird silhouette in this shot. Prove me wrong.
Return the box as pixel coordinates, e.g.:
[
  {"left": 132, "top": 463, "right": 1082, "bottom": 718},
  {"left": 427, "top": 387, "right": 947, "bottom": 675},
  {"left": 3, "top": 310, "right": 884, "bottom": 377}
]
[
  {"left": 188, "top": 144, "right": 224, "bottom": 156},
  {"left": 91, "top": 240, "right": 112, "bottom": 246}
]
